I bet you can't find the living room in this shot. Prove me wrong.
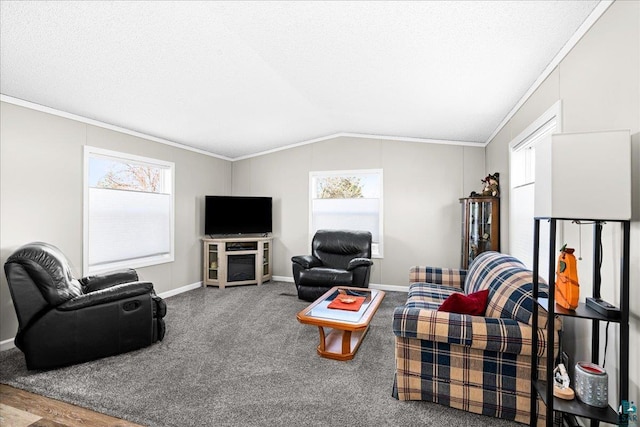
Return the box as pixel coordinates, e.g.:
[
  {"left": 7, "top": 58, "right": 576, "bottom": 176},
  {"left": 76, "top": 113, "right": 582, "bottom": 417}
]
[{"left": 1, "top": 1, "right": 638, "bottom": 426}]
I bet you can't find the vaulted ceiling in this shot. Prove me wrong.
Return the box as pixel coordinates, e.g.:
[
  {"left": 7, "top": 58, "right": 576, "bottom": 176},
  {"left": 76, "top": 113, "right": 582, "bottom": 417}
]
[{"left": 1, "top": 1, "right": 601, "bottom": 159}]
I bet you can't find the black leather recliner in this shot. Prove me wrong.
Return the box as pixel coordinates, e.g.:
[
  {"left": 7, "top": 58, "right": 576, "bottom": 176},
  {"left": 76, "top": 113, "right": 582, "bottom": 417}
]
[
  {"left": 291, "top": 230, "right": 373, "bottom": 301},
  {"left": 4, "top": 242, "right": 167, "bottom": 370}
]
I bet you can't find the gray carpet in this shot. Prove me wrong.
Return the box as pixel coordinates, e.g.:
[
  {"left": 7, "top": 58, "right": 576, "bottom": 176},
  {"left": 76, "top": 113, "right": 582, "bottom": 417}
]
[{"left": 0, "top": 282, "right": 519, "bottom": 427}]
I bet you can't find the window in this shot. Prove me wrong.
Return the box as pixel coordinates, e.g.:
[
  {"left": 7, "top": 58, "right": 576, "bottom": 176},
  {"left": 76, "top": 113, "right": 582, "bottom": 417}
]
[
  {"left": 509, "top": 101, "right": 561, "bottom": 272},
  {"left": 83, "top": 146, "right": 174, "bottom": 274},
  {"left": 310, "top": 169, "right": 383, "bottom": 258}
]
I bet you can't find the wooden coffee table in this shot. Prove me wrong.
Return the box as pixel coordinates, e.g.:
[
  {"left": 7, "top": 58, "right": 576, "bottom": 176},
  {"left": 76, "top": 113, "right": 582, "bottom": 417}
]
[{"left": 296, "top": 286, "right": 385, "bottom": 361}]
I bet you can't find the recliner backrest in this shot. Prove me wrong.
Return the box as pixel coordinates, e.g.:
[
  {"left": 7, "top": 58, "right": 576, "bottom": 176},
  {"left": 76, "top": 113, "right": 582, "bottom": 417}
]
[
  {"left": 311, "top": 230, "right": 372, "bottom": 270},
  {"left": 4, "top": 262, "right": 49, "bottom": 329},
  {"left": 5, "top": 242, "right": 83, "bottom": 307}
]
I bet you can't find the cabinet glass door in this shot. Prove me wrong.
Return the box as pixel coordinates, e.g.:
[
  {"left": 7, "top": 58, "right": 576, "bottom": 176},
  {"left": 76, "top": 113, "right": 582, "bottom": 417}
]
[
  {"left": 468, "top": 201, "right": 493, "bottom": 265},
  {"left": 263, "top": 242, "right": 269, "bottom": 276},
  {"left": 208, "top": 244, "right": 218, "bottom": 280},
  {"left": 460, "top": 197, "right": 499, "bottom": 269}
]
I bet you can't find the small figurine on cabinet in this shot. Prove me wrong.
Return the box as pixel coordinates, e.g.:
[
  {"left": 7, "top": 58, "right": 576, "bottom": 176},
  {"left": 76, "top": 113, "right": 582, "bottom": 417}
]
[
  {"left": 469, "top": 172, "right": 500, "bottom": 197},
  {"left": 481, "top": 173, "right": 500, "bottom": 197}
]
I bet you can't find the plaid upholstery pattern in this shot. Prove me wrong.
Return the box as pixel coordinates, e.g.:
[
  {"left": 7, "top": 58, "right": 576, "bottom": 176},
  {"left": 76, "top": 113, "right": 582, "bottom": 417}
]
[
  {"left": 485, "top": 266, "right": 548, "bottom": 325},
  {"left": 393, "top": 252, "right": 561, "bottom": 426},
  {"left": 406, "top": 282, "right": 463, "bottom": 309},
  {"left": 464, "top": 251, "right": 525, "bottom": 294},
  {"left": 392, "top": 338, "right": 548, "bottom": 426},
  {"left": 393, "top": 307, "right": 555, "bottom": 357},
  {"left": 409, "top": 266, "right": 466, "bottom": 289}
]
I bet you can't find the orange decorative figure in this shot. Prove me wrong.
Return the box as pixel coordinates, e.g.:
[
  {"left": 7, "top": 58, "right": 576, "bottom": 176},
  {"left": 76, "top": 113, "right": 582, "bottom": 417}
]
[{"left": 556, "top": 244, "right": 580, "bottom": 310}]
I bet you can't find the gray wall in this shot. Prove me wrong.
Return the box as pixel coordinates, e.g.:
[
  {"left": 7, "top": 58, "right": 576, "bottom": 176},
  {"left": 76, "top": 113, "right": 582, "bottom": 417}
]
[
  {"left": 0, "top": 101, "right": 232, "bottom": 343},
  {"left": 231, "top": 136, "right": 485, "bottom": 286},
  {"left": 485, "top": 0, "right": 640, "bottom": 409}
]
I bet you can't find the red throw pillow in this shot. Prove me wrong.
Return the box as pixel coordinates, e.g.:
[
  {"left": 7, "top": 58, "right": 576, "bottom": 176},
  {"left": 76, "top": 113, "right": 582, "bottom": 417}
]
[{"left": 437, "top": 289, "right": 489, "bottom": 315}]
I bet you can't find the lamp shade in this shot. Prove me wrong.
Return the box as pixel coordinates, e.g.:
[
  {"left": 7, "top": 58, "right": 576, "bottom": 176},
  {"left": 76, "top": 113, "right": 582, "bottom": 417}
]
[{"left": 534, "top": 129, "right": 631, "bottom": 220}]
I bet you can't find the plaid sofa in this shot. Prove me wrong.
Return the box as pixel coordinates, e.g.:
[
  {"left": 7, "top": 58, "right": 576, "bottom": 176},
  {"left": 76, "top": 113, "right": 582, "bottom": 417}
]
[{"left": 392, "top": 251, "right": 560, "bottom": 425}]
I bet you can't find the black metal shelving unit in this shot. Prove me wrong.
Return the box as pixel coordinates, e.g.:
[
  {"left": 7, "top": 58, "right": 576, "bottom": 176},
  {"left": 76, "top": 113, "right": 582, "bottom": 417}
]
[{"left": 530, "top": 217, "right": 630, "bottom": 427}]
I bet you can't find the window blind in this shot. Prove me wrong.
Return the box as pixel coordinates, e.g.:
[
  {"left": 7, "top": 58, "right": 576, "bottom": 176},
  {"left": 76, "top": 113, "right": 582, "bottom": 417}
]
[
  {"left": 311, "top": 198, "right": 380, "bottom": 241},
  {"left": 87, "top": 187, "right": 171, "bottom": 268}
]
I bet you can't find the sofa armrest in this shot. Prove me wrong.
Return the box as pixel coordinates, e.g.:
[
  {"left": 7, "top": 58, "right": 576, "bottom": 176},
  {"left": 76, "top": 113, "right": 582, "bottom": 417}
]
[
  {"left": 291, "top": 255, "right": 323, "bottom": 269},
  {"left": 58, "top": 281, "right": 153, "bottom": 311},
  {"left": 80, "top": 269, "right": 139, "bottom": 293},
  {"left": 392, "top": 306, "right": 557, "bottom": 358},
  {"left": 409, "top": 266, "right": 466, "bottom": 290},
  {"left": 347, "top": 257, "right": 373, "bottom": 270}
]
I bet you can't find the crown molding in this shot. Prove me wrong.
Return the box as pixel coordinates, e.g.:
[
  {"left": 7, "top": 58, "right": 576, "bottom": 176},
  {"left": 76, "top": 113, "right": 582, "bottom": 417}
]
[
  {"left": 0, "top": 94, "right": 233, "bottom": 161},
  {"left": 232, "top": 132, "right": 483, "bottom": 161},
  {"left": 1, "top": 94, "right": 483, "bottom": 161}
]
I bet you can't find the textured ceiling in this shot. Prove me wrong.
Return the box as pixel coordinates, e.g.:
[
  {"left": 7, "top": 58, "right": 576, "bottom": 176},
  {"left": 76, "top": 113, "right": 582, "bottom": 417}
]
[{"left": 1, "top": 1, "right": 600, "bottom": 159}]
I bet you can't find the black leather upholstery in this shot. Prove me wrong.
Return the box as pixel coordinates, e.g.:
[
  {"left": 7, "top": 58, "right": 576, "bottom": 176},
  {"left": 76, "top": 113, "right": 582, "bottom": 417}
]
[
  {"left": 292, "top": 230, "right": 373, "bottom": 301},
  {"left": 4, "top": 242, "right": 166, "bottom": 370}
]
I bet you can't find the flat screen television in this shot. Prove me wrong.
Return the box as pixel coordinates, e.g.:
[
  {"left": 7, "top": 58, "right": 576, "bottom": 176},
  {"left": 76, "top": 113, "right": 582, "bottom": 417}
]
[{"left": 205, "top": 196, "right": 272, "bottom": 235}]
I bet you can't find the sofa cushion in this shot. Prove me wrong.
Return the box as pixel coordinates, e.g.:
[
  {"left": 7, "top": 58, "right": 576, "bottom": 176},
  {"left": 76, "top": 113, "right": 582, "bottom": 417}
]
[
  {"left": 409, "top": 266, "right": 466, "bottom": 289},
  {"left": 406, "top": 282, "right": 463, "bottom": 310},
  {"left": 485, "top": 266, "right": 549, "bottom": 326},
  {"left": 464, "top": 251, "right": 525, "bottom": 294},
  {"left": 438, "top": 289, "right": 489, "bottom": 315}
]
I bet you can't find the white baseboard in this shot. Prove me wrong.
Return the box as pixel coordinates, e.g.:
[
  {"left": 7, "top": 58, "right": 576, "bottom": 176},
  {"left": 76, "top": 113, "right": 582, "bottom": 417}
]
[
  {"left": 157, "top": 281, "right": 202, "bottom": 299},
  {"left": 369, "top": 283, "right": 409, "bottom": 293},
  {"left": 272, "top": 275, "right": 408, "bottom": 293},
  {"left": 0, "top": 278, "right": 406, "bottom": 353},
  {"left": 0, "top": 281, "right": 203, "bottom": 353},
  {"left": 1, "top": 338, "right": 15, "bottom": 352}
]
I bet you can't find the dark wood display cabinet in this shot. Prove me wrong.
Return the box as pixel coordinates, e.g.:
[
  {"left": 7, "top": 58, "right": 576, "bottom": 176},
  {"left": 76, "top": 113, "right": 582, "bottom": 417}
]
[
  {"left": 459, "top": 196, "right": 500, "bottom": 269},
  {"left": 530, "top": 218, "right": 630, "bottom": 427}
]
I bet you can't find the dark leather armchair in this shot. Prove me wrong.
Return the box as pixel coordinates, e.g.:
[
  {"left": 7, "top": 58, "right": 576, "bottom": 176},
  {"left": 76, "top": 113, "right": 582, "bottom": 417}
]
[
  {"left": 292, "top": 230, "right": 373, "bottom": 301},
  {"left": 4, "top": 242, "right": 167, "bottom": 370}
]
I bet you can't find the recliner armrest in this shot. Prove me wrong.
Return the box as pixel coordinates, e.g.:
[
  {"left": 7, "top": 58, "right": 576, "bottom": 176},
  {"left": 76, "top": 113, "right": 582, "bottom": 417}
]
[
  {"left": 347, "top": 257, "right": 373, "bottom": 270},
  {"left": 291, "top": 255, "right": 323, "bottom": 269},
  {"left": 58, "top": 281, "right": 153, "bottom": 311},
  {"left": 80, "top": 269, "right": 140, "bottom": 293}
]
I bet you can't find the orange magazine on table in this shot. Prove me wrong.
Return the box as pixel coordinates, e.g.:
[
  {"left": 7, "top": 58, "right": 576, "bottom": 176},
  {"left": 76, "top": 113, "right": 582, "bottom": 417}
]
[{"left": 327, "top": 296, "right": 366, "bottom": 311}]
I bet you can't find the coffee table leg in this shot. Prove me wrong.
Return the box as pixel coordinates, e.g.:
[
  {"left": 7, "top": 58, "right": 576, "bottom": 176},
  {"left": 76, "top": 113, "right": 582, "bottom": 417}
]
[
  {"left": 317, "top": 326, "right": 326, "bottom": 353},
  {"left": 341, "top": 330, "right": 352, "bottom": 355}
]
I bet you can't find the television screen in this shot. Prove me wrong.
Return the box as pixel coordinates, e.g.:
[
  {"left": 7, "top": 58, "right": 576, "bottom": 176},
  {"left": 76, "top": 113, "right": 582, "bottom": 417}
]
[{"left": 205, "top": 196, "right": 272, "bottom": 235}]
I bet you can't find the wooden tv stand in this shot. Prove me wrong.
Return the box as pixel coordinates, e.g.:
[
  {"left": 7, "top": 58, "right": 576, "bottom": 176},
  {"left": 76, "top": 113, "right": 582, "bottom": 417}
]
[{"left": 202, "top": 236, "right": 272, "bottom": 288}]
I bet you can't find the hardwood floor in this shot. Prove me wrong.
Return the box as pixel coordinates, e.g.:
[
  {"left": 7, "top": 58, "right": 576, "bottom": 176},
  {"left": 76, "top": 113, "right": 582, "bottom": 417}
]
[{"left": 0, "top": 384, "right": 143, "bottom": 427}]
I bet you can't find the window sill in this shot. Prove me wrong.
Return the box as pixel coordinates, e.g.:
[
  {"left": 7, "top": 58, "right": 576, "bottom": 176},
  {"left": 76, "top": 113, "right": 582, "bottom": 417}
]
[{"left": 85, "top": 253, "right": 174, "bottom": 276}]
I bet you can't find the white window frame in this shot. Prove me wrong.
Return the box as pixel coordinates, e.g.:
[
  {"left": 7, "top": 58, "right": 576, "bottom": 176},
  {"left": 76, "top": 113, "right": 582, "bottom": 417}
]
[
  {"left": 83, "top": 146, "right": 175, "bottom": 275},
  {"left": 309, "top": 169, "right": 384, "bottom": 258},
  {"left": 508, "top": 100, "right": 562, "bottom": 270}
]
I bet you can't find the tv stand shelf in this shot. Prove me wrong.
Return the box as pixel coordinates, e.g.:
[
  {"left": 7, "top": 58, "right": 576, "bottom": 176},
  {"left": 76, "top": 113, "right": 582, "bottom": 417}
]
[{"left": 202, "top": 236, "right": 272, "bottom": 288}]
